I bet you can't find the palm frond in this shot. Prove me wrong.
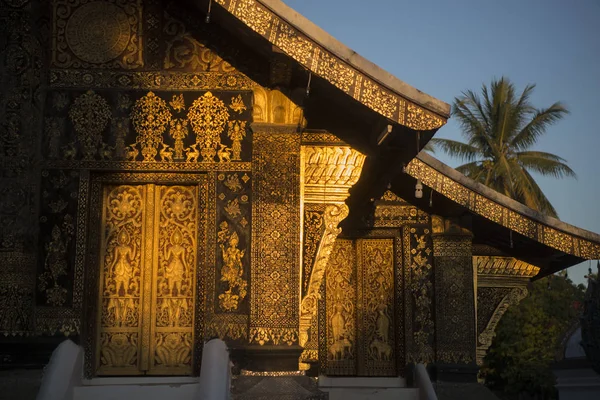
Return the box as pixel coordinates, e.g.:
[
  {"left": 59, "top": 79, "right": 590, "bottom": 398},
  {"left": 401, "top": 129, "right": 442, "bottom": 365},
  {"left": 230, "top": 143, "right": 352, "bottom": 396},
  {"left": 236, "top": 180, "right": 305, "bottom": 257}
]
[
  {"left": 516, "top": 152, "right": 577, "bottom": 179},
  {"left": 510, "top": 103, "right": 569, "bottom": 151},
  {"left": 427, "top": 138, "right": 480, "bottom": 162},
  {"left": 504, "top": 158, "right": 558, "bottom": 217}
]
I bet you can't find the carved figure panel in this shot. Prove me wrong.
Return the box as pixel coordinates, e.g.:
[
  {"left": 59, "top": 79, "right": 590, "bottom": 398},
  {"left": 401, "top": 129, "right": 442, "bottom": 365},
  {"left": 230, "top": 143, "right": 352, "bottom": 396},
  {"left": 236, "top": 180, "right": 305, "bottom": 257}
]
[
  {"left": 96, "top": 183, "right": 199, "bottom": 376},
  {"left": 321, "top": 237, "right": 399, "bottom": 376},
  {"left": 325, "top": 239, "right": 356, "bottom": 375},
  {"left": 37, "top": 170, "right": 80, "bottom": 308},
  {"left": 357, "top": 239, "right": 396, "bottom": 376}
]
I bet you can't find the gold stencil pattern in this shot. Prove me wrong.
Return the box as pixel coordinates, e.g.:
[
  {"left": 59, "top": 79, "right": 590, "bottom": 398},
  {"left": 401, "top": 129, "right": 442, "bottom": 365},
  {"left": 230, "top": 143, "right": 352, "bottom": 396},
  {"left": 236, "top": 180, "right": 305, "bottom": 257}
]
[
  {"left": 250, "top": 130, "right": 300, "bottom": 345},
  {"left": 433, "top": 235, "right": 475, "bottom": 364},
  {"left": 97, "top": 184, "right": 198, "bottom": 375},
  {"left": 403, "top": 226, "right": 434, "bottom": 364},
  {"left": 131, "top": 92, "right": 173, "bottom": 162},
  {"left": 69, "top": 90, "right": 112, "bottom": 160}
]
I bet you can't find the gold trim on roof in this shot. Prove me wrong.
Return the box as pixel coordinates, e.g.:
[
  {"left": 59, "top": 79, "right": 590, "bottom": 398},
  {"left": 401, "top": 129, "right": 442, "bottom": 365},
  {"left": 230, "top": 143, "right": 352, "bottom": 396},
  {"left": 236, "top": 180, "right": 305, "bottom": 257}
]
[
  {"left": 406, "top": 158, "right": 600, "bottom": 259},
  {"left": 214, "top": 0, "right": 446, "bottom": 130}
]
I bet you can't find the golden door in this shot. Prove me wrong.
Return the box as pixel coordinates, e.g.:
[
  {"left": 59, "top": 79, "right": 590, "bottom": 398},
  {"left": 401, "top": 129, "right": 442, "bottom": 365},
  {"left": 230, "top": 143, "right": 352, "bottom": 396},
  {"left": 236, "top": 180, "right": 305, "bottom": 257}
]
[{"left": 96, "top": 184, "right": 198, "bottom": 376}]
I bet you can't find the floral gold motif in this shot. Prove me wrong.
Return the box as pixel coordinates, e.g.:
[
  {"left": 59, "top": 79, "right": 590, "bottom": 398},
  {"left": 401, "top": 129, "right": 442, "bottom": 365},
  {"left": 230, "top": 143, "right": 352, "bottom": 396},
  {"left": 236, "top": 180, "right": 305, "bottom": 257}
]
[
  {"left": 131, "top": 92, "right": 172, "bottom": 162},
  {"left": 69, "top": 90, "right": 112, "bottom": 160},
  {"left": 188, "top": 92, "right": 229, "bottom": 162}
]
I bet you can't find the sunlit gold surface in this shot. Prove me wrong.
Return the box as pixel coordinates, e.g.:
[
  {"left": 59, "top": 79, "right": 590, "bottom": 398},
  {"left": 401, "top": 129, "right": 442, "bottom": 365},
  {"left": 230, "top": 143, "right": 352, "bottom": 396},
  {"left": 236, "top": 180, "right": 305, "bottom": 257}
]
[
  {"left": 302, "top": 146, "right": 366, "bottom": 204},
  {"left": 97, "top": 184, "right": 197, "bottom": 375}
]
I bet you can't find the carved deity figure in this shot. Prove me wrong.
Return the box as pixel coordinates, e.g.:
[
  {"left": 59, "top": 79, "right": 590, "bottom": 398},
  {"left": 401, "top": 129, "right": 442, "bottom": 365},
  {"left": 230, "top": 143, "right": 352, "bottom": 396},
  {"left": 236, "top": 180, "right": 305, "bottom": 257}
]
[
  {"left": 369, "top": 300, "right": 392, "bottom": 361},
  {"left": 101, "top": 333, "right": 136, "bottom": 368},
  {"left": 375, "top": 302, "right": 390, "bottom": 344},
  {"left": 227, "top": 120, "right": 246, "bottom": 161},
  {"left": 111, "top": 229, "right": 134, "bottom": 297},
  {"left": 169, "top": 119, "right": 188, "bottom": 160},
  {"left": 164, "top": 229, "right": 187, "bottom": 297},
  {"left": 155, "top": 333, "right": 191, "bottom": 367},
  {"left": 218, "top": 231, "right": 247, "bottom": 311},
  {"left": 331, "top": 302, "right": 346, "bottom": 341}
]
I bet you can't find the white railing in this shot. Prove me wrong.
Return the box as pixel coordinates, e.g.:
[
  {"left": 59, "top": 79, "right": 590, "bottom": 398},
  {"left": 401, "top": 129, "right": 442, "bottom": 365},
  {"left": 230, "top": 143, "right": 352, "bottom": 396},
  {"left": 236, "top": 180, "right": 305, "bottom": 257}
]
[{"left": 414, "top": 363, "right": 437, "bottom": 400}]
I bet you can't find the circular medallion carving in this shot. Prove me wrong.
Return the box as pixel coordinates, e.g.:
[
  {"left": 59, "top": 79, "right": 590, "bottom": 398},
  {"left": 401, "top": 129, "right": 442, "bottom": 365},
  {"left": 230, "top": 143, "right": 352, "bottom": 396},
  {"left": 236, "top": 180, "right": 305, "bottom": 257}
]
[{"left": 65, "top": 2, "right": 131, "bottom": 64}]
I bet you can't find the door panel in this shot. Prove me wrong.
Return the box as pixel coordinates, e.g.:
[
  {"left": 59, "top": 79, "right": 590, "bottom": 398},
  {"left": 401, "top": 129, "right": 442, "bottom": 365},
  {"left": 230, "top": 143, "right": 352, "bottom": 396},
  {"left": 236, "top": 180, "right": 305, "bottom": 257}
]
[
  {"left": 323, "top": 238, "right": 398, "bottom": 376},
  {"left": 96, "top": 184, "right": 197, "bottom": 376}
]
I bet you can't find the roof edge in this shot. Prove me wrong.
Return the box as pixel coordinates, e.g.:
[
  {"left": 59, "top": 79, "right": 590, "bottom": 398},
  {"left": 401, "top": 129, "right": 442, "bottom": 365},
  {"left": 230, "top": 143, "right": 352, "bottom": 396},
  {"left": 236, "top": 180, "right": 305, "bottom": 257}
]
[
  {"left": 259, "top": 0, "right": 450, "bottom": 118},
  {"left": 213, "top": 0, "right": 449, "bottom": 130},
  {"left": 406, "top": 152, "right": 600, "bottom": 259}
]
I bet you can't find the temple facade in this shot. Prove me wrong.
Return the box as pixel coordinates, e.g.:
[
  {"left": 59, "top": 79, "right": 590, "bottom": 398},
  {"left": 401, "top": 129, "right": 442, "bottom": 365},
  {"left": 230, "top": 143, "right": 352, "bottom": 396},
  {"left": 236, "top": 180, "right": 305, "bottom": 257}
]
[{"left": 1, "top": 0, "right": 600, "bottom": 388}]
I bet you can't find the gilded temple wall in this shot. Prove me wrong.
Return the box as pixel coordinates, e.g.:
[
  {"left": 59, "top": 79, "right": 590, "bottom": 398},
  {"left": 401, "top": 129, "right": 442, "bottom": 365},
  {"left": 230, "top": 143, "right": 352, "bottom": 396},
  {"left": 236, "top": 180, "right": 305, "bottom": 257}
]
[{"left": 0, "top": 0, "right": 308, "bottom": 376}]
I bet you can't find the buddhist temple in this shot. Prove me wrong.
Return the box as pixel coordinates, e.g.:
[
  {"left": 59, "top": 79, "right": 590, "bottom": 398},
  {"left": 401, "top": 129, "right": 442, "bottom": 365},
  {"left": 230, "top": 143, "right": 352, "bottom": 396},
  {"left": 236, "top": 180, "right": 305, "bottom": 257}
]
[{"left": 1, "top": 0, "right": 599, "bottom": 398}]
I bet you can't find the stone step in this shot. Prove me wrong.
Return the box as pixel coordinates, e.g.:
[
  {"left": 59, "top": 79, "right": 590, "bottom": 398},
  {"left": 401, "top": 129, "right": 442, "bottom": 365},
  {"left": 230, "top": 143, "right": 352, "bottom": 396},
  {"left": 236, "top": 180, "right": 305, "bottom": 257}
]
[
  {"left": 318, "top": 376, "right": 418, "bottom": 400},
  {"left": 73, "top": 383, "right": 200, "bottom": 400},
  {"left": 320, "top": 388, "right": 419, "bottom": 400}
]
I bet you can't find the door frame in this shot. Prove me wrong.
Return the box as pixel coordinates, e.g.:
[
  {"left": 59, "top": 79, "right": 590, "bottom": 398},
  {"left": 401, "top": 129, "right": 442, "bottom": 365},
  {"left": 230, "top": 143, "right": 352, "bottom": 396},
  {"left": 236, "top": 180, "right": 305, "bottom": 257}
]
[{"left": 82, "top": 172, "right": 209, "bottom": 378}]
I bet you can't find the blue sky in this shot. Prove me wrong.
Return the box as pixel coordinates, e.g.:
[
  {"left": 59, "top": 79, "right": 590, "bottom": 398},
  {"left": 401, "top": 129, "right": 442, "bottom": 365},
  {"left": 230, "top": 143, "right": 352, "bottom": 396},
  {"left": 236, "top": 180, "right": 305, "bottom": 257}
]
[{"left": 282, "top": 0, "right": 600, "bottom": 284}]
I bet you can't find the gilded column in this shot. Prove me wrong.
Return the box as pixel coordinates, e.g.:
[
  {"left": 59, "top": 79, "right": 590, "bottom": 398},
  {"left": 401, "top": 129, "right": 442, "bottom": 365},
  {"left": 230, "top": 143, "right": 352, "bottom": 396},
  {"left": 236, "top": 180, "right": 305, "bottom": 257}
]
[{"left": 431, "top": 216, "right": 477, "bottom": 380}]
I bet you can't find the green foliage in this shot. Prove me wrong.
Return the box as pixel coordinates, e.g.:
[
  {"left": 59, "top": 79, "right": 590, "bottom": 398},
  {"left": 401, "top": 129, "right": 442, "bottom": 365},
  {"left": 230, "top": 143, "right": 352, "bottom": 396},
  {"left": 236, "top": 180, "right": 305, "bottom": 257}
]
[
  {"left": 428, "top": 77, "right": 575, "bottom": 218},
  {"left": 481, "top": 276, "right": 585, "bottom": 399}
]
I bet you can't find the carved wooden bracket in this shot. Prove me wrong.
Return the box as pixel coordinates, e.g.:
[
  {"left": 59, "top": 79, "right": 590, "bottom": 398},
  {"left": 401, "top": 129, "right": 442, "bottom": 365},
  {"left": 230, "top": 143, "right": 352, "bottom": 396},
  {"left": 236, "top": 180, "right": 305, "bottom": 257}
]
[{"left": 476, "top": 286, "right": 528, "bottom": 365}]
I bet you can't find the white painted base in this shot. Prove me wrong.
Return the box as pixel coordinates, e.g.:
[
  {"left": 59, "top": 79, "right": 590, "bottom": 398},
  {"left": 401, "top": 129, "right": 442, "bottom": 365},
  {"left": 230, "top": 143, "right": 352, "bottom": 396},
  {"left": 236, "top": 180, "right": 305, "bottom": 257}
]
[
  {"left": 73, "top": 383, "right": 199, "bottom": 400},
  {"left": 318, "top": 376, "right": 418, "bottom": 400}
]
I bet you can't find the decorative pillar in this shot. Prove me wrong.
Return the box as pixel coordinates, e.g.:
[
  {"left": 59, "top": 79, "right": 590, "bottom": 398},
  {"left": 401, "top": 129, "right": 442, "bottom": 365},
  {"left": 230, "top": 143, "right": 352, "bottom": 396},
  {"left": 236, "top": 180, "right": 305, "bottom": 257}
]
[
  {"left": 431, "top": 216, "right": 477, "bottom": 381},
  {"left": 298, "top": 140, "right": 366, "bottom": 370},
  {"left": 246, "top": 122, "right": 302, "bottom": 371}
]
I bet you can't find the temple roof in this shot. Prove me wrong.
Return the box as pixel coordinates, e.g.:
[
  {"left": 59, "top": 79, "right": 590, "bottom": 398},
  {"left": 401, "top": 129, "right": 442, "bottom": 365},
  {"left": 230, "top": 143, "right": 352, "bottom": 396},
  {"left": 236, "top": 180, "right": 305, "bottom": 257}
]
[
  {"left": 211, "top": 0, "right": 450, "bottom": 131},
  {"left": 198, "top": 0, "right": 600, "bottom": 272},
  {"left": 405, "top": 153, "right": 600, "bottom": 273}
]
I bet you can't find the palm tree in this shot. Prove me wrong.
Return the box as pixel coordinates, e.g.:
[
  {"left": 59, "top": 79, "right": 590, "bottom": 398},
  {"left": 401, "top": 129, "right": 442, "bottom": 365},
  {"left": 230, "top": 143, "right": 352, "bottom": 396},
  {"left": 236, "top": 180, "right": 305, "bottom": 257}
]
[{"left": 428, "top": 77, "right": 576, "bottom": 217}]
